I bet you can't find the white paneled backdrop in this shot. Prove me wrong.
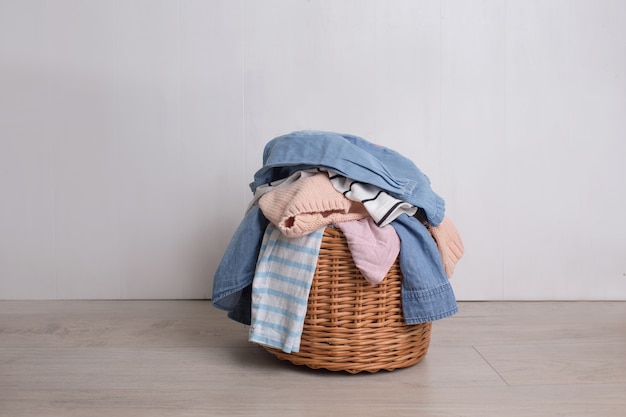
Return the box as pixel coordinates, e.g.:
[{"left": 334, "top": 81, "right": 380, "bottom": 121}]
[{"left": 1, "top": 0, "right": 625, "bottom": 300}]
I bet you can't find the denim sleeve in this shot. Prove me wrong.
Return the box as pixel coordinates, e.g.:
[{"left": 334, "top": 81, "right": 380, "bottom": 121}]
[
  {"left": 392, "top": 214, "right": 458, "bottom": 324},
  {"left": 211, "top": 206, "right": 269, "bottom": 324}
]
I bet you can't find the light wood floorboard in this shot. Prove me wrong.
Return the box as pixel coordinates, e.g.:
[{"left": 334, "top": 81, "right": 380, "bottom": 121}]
[{"left": 0, "top": 301, "right": 624, "bottom": 416}]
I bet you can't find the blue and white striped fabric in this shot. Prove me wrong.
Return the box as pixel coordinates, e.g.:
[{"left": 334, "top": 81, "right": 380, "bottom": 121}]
[{"left": 249, "top": 224, "right": 324, "bottom": 353}]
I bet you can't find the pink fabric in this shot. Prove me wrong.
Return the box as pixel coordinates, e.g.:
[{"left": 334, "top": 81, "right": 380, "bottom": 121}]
[
  {"left": 335, "top": 218, "right": 400, "bottom": 285},
  {"left": 429, "top": 216, "right": 464, "bottom": 278},
  {"left": 258, "top": 173, "right": 368, "bottom": 237}
]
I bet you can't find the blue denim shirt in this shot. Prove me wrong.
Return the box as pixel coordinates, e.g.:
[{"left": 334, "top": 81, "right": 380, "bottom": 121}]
[
  {"left": 391, "top": 214, "right": 458, "bottom": 323},
  {"left": 251, "top": 130, "right": 445, "bottom": 226},
  {"left": 212, "top": 131, "right": 457, "bottom": 324}
]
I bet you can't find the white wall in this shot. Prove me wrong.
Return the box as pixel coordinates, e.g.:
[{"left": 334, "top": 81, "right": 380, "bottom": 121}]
[{"left": 1, "top": 0, "right": 624, "bottom": 300}]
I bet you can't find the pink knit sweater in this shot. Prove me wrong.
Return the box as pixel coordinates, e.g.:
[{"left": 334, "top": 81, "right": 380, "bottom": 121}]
[
  {"left": 429, "top": 216, "right": 464, "bottom": 278},
  {"left": 258, "top": 173, "right": 368, "bottom": 237}
]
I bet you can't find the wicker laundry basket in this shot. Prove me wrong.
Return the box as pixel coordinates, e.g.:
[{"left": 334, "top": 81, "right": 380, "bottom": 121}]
[{"left": 263, "top": 226, "right": 432, "bottom": 373}]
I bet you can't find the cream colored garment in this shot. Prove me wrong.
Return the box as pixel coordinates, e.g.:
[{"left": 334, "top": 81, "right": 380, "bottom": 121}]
[
  {"left": 258, "top": 172, "right": 368, "bottom": 237},
  {"left": 428, "top": 216, "right": 464, "bottom": 278}
]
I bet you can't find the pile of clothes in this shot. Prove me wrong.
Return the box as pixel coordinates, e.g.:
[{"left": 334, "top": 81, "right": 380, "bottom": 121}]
[{"left": 212, "top": 131, "right": 464, "bottom": 353}]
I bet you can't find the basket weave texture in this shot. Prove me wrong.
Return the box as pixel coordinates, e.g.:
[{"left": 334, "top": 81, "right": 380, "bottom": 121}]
[{"left": 264, "top": 226, "right": 432, "bottom": 373}]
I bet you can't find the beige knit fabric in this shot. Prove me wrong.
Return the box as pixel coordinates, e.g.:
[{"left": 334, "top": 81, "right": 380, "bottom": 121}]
[
  {"left": 429, "top": 216, "right": 464, "bottom": 278},
  {"left": 259, "top": 172, "right": 369, "bottom": 237}
]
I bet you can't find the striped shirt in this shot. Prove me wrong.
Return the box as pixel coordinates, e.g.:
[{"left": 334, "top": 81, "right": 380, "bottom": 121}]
[
  {"left": 249, "top": 224, "right": 324, "bottom": 353},
  {"left": 328, "top": 171, "right": 418, "bottom": 227}
]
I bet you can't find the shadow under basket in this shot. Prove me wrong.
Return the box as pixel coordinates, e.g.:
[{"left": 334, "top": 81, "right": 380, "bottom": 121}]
[{"left": 263, "top": 226, "right": 432, "bottom": 374}]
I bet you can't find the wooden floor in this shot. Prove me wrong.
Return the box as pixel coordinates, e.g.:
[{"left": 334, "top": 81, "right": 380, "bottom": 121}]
[{"left": 0, "top": 301, "right": 624, "bottom": 416}]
